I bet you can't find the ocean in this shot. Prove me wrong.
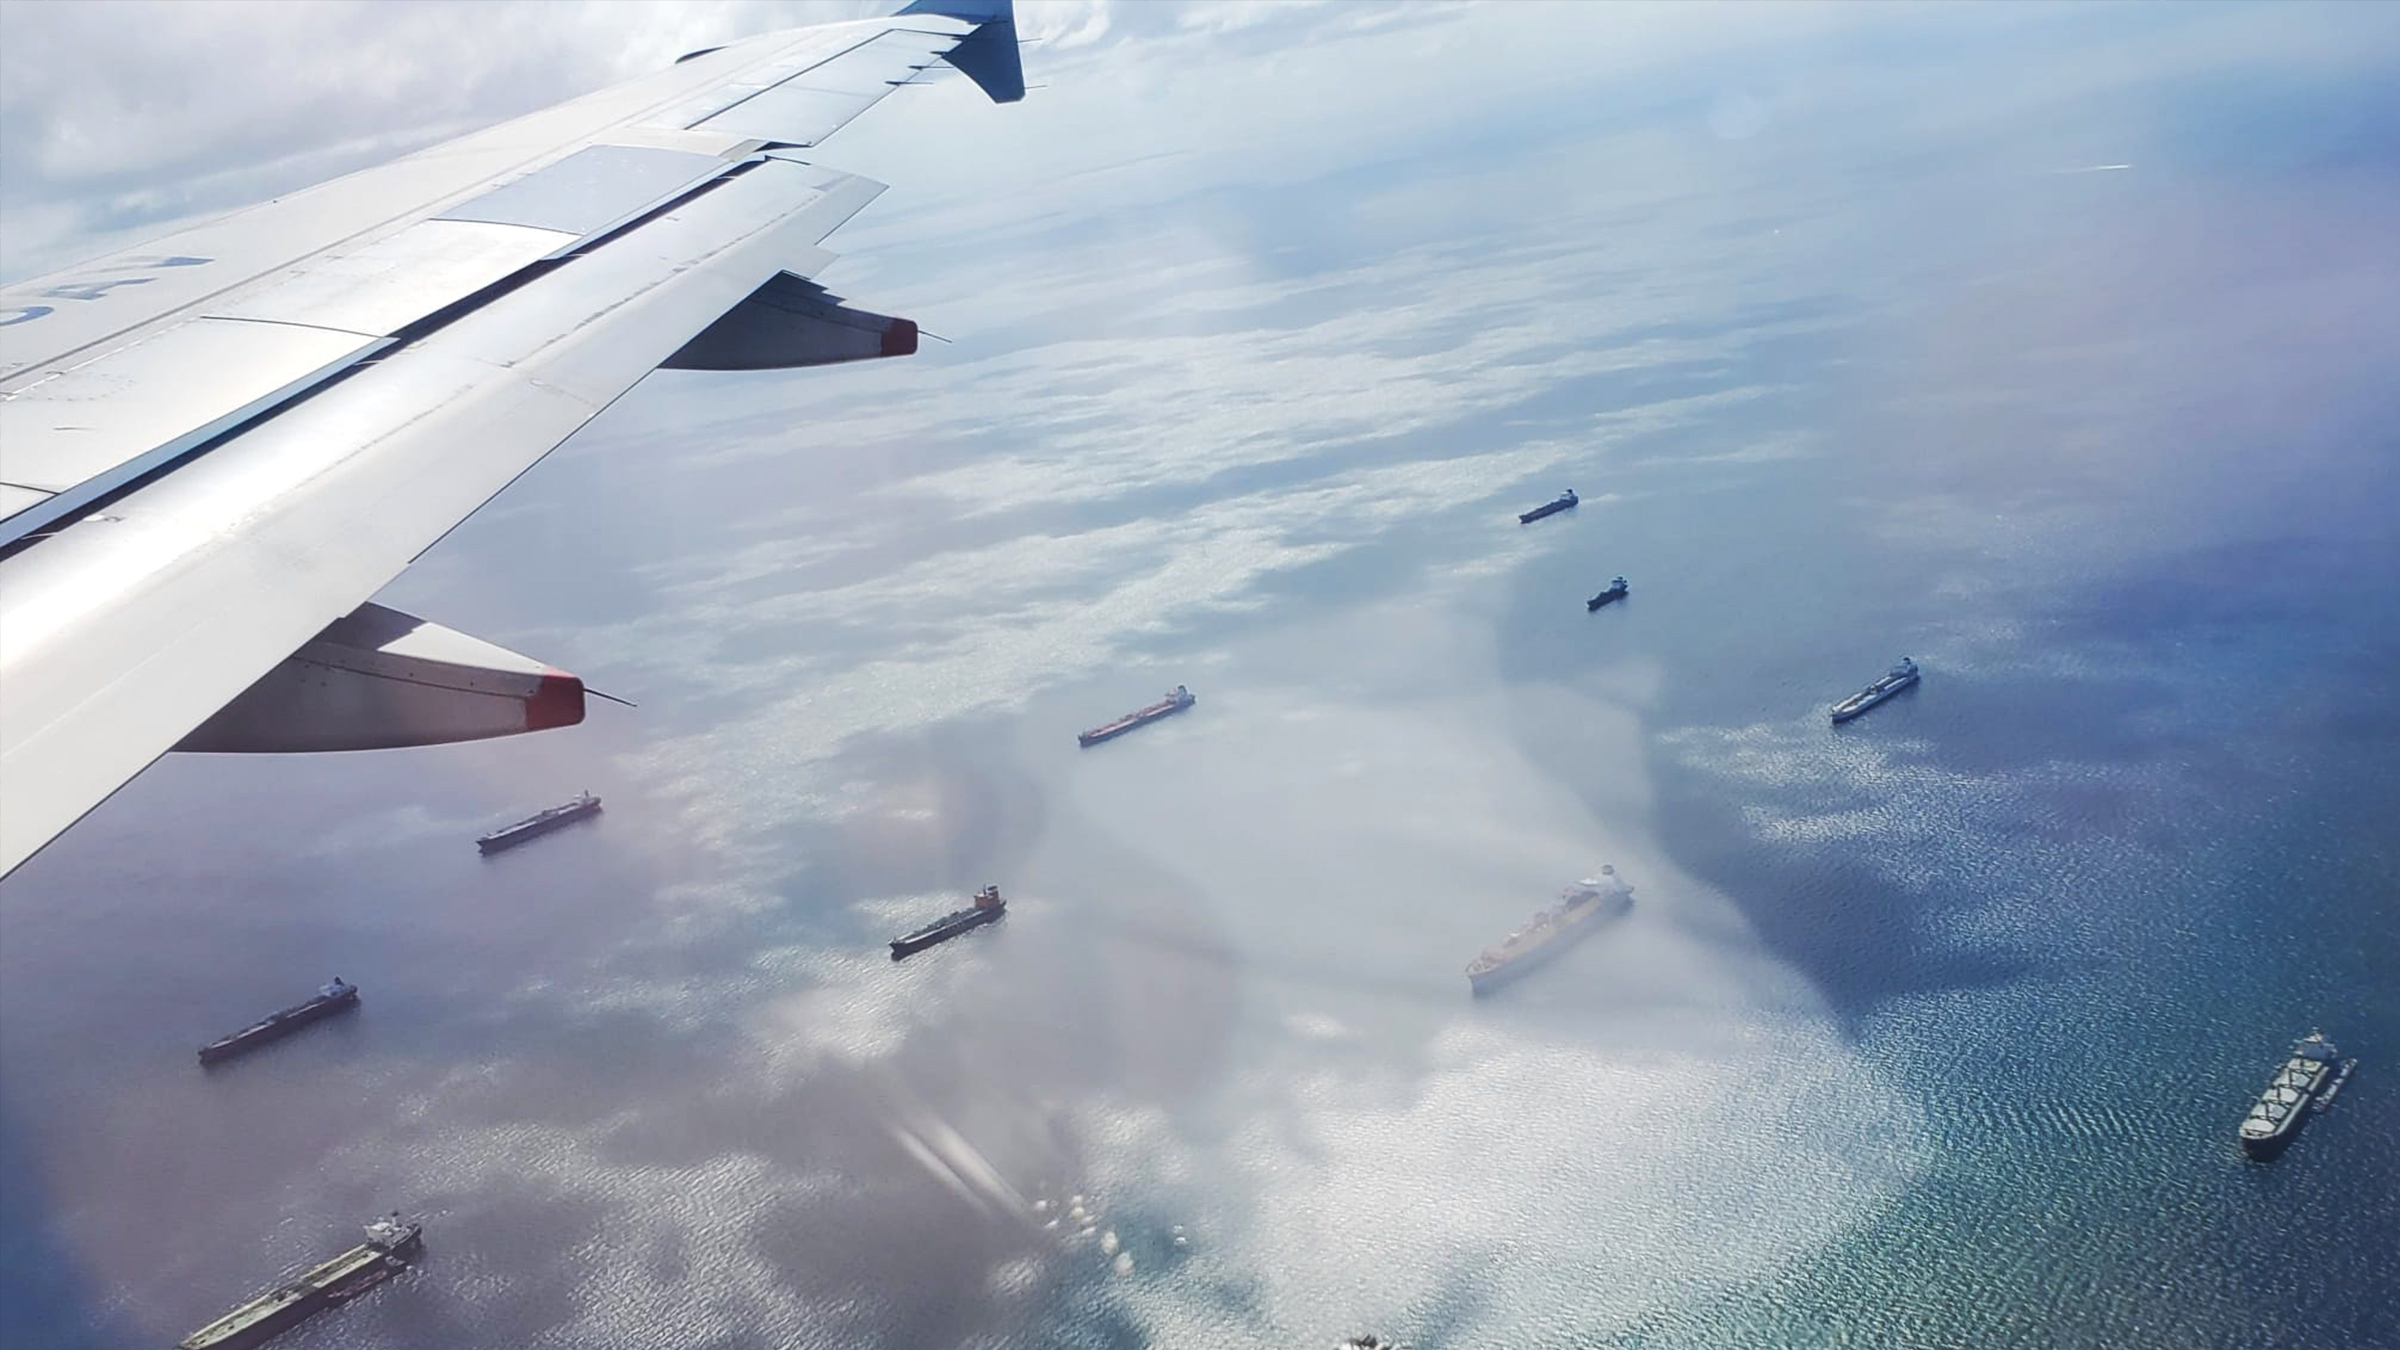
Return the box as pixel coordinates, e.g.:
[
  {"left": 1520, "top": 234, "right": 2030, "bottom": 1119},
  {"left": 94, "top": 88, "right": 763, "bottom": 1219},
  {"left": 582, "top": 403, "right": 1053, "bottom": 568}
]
[{"left": 3, "top": 4, "right": 2396, "bottom": 1347}]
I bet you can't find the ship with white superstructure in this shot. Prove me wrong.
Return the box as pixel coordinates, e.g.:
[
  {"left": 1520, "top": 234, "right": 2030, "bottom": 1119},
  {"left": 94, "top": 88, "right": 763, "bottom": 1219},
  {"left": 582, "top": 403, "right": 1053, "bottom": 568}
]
[
  {"left": 2240, "top": 1030, "right": 2350, "bottom": 1158},
  {"left": 1467, "top": 867, "right": 1635, "bottom": 995}
]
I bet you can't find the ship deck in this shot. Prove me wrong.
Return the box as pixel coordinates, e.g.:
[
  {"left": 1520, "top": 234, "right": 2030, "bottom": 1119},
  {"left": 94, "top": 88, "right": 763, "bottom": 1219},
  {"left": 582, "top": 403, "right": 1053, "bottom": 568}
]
[{"left": 181, "top": 1244, "right": 386, "bottom": 1344}]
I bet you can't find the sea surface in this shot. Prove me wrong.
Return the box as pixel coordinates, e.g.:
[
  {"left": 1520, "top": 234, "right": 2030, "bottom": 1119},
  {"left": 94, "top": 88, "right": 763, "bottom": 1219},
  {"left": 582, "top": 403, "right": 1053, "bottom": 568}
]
[{"left": 4, "top": 5, "right": 2397, "bottom": 1348}]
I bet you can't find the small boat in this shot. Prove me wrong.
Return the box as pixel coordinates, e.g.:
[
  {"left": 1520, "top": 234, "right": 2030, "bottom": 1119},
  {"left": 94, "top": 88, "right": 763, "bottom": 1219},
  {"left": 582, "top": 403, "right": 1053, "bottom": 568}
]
[
  {"left": 2312, "top": 1058, "right": 2358, "bottom": 1112},
  {"left": 1586, "top": 576, "right": 1629, "bottom": 610},
  {"left": 1830, "top": 657, "right": 1919, "bottom": 723},
  {"left": 477, "top": 791, "right": 601, "bottom": 854},
  {"left": 1517, "top": 489, "right": 1578, "bottom": 524}
]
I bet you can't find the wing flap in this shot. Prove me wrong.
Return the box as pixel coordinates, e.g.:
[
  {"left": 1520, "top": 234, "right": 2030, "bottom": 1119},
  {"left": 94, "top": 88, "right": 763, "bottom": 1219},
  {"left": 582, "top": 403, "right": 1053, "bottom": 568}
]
[
  {"left": 0, "top": 321, "right": 386, "bottom": 544},
  {"left": 0, "top": 1, "right": 1032, "bottom": 876},
  {"left": 0, "top": 219, "right": 576, "bottom": 544},
  {"left": 0, "top": 10, "right": 993, "bottom": 390},
  {"left": 0, "top": 159, "right": 883, "bottom": 873},
  {"left": 0, "top": 322, "right": 375, "bottom": 492},
  {"left": 209, "top": 220, "right": 576, "bottom": 335}
]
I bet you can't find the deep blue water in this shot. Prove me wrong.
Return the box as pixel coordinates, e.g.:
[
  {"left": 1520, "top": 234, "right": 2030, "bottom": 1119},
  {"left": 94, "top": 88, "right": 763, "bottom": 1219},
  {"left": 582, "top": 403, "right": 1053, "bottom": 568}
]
[{"left": 4, "top": 5, "right": 2399, "bottom": 1348}]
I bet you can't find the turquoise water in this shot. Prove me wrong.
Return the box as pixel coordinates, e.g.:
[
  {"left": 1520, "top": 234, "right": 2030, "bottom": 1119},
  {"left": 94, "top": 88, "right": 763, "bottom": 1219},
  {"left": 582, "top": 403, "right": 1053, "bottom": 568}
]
[{"left": 4, "top": 5, "right": 2398, "bottom": 1347}]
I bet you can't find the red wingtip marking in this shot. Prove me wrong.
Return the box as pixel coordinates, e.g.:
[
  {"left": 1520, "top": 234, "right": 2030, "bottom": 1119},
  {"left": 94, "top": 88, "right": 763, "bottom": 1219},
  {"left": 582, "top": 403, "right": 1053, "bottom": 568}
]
[
  {"left": 526, "top": 670, "right": 586, "bottom": 732},
  {"left": 883, "top": 317, "right": 919, "bottom": 358}
]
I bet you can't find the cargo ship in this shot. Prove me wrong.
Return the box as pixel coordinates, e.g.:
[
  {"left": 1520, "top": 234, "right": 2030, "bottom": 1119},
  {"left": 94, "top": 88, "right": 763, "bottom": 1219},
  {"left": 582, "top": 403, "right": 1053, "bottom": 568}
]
[
  {"left": 1467, "top": 867, "right": 1635, "bottom": 995},
  {"left": 477, "top": 790, "right": 600, "bottom": 854},
  {"left": 1586, "top": 576, "right": 1629, "bottom": 610},
  {"left": 1517, "top": 489, "right": 1578, "bottom": 524},
  {"left": 2239, "top": 1030, "right": 2344, "bottom": 1158},
  {"left": 1078, "top": 686, "right": 1195, "bottom": 748},
  {"left": 891, "top": 885, "right": 1005, "bottom": 958},
  {"left": 179, "top": 1214, "right": 420, "bottom": 1350},
  {"left": 198, "top": 978, "right": 359, "bottom": 1066},
  {"left": 1829, "top": 657, "right": 1918, "bottom": 723}
]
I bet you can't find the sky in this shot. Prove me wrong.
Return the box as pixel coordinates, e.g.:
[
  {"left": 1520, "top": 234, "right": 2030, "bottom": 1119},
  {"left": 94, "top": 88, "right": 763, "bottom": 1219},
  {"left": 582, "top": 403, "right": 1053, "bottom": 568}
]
[
  {"left": 4, "top": 2, "right": 2400, "bottom": 1347},
  {"left": 4, "top": 0, "right": 2400, "bottom": 285},
  {"left": 7, "top": 0, "right": 2384, "bottom": 281},
  {"left": 4, "top": 0, "right": 2394, "bottom": 281}
]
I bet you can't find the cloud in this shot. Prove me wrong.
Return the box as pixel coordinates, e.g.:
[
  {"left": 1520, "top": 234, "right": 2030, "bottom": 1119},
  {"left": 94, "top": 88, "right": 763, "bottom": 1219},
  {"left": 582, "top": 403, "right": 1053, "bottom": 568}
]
[{"left": 0, "top": 1, "right": 880, "bottom": 275}]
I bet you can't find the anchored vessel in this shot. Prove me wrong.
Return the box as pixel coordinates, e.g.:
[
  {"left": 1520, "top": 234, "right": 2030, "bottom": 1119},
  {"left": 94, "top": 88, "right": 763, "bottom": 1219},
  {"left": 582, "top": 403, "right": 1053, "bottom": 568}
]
[
  {"left": 477, "top": 790, "right": 601, "bottom": 854},
  {"left": 1586, "top": 577, "right": 1629, "bottom": 611},
  {"left": 1830, "top": 657, "right": 1919, "bottom": 723},
  {"left": 1518, "top": 488, "right": 1578, "bottom": 524},
  {"left": 198, "top": 978, "right": 359, "bottom": 1066},
  {"left": 1467, "top": 867, "right": 1635, "bottom": 995},
  {"left": 179, "top": 1214, "right": 421, "bottom": 1350},
  {"left": 891, "top": 885, "right": 1006, "bottom": 959},
  {"left": 2241, "top": 1030, "right": 2344, "bottom": 1157},
  {"left": 1078, "top": 686, "right": 1195, "bottom": 748}
]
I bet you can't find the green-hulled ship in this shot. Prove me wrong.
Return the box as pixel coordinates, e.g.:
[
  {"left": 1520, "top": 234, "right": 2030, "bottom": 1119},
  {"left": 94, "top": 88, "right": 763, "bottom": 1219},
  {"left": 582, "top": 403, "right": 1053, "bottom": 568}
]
[{"left": 179, "top": 1214, "right": 420, "bottom": 1349}]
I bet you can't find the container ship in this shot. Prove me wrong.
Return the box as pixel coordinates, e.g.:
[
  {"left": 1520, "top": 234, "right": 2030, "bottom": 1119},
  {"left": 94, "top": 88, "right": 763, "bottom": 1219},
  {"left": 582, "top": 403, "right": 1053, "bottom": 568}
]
[
  {"left": 198, "top": 978, "right": 359, "bottom": 1066},
  {"left": 1467, "top": 867, "right": 1635, "bottom": 995},
  {"left": 1829, "top": 657, "right": 1918, "bottom": 723},
  {"left": 2240, "top": 1030, "right": 2347, "bottom": 1158},
  {"left": 178, "top": 1214, "right": 420, "bottom": 1350},
  {"left": 891, "top": 885, "right": 1005, "bottom": 958},
  {"left": 1517, "top": 489, "right": 1578, "bottom": 524},
  {"left": 1078, "top": 686, "right": 1195, "bottom": 747},
  {"left": 1586, "top": 576, "right": 1629, "bottom": 610},
  {"left": 477, "top": 790, "right": 600, "bottom": 853}
]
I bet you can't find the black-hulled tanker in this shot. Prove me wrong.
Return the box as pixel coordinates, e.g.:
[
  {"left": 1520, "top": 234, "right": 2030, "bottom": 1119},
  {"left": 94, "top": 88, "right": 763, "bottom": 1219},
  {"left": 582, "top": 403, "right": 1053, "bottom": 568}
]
[
  {"left": 892, "top": 885, "right": 1006, "bottom": 958},
  {"left": 1078, "top": 687, "right": 1195, "bottom": 747},
  {"left": 477, "top": 791, "right": 601, "bottom": 853},
  {"left": 1518, "top": 489, "right": 1578, "bottom": 524},
  {"left": 198, "top": 978, "right": 359, "bottom": 1066},
  {"left": 1830, "top": 658, "right": 1919, "bottom": 723}
]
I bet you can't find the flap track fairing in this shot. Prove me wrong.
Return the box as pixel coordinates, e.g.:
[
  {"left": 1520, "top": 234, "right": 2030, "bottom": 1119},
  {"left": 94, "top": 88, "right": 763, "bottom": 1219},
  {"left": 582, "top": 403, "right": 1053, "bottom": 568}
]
[
  {"left": 660, "top": 270, "right": 917, "bottom": 371},
  {"left": 175, "top": 602, "right": 584, "bottom": 754}
]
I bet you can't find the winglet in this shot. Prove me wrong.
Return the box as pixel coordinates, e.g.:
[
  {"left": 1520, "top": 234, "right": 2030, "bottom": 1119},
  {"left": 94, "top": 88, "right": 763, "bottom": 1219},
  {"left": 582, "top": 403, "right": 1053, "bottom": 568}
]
[{"left": 898, "top": 0, "right": 1026, "bottom": 104}]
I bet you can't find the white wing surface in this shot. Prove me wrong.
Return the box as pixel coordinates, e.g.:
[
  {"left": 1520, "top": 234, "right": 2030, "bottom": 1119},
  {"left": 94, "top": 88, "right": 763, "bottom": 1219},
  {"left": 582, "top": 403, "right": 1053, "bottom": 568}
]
[{"left": 0, "top": 0, "right": 1026, "bottom": 877}]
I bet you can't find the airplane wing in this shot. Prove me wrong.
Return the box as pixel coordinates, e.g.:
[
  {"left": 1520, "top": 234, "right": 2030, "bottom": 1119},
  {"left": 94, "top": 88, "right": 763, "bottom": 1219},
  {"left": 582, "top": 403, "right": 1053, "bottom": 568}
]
[{"left": 0, "top": 0, "right": 1026, "bottom": 877}]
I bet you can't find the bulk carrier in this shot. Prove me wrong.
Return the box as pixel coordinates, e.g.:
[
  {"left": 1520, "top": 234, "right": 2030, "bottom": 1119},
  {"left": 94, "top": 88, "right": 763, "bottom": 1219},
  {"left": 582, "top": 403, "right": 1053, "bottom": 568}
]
[
  {"left": 2239, "top": 1030, "right": 2352, "bottom": 1158},
  {"left": 179, "top": 1214, "right": 420, "bottom": 1349}
]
